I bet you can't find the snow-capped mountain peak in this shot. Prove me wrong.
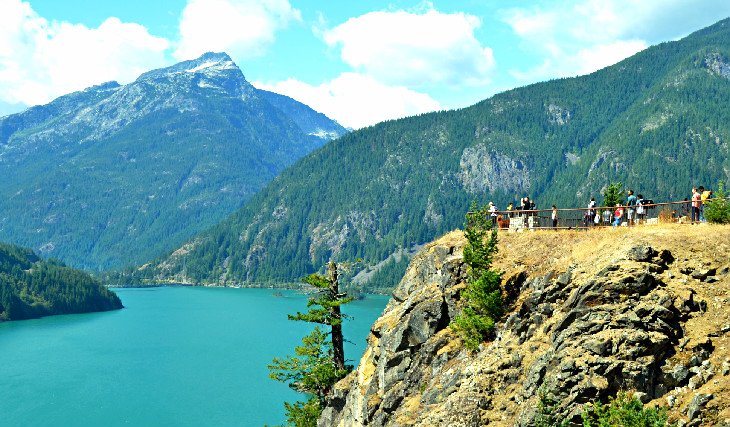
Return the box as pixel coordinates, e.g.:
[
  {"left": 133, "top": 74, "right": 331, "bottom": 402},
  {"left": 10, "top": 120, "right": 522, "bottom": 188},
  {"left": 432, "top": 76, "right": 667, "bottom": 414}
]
[{"left": 136, "top": 52, "right": 243, "bottom": 82}]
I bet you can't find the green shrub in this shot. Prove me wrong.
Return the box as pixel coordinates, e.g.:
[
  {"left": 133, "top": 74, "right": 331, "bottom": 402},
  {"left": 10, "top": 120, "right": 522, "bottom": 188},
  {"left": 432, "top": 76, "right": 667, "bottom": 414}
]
[
  {"left": 581, "top": 391, "right": 670, "bottom": 427},
  {"left": 704, "top": 181, "right": 730, "bottom": 224},
  {"left": 451, "top": 307, "right": 495, "bottom": 350},
  {"left": 282, "top": 399, "right": 321, "bottom": 427}
]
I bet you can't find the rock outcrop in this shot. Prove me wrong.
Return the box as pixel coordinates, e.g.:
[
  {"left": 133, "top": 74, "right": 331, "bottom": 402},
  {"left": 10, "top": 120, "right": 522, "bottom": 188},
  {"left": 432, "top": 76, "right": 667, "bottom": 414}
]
[
  {"left": 459, "top": 144, "right": 530, "bottom": 195},
  {"left": 320, "top": 226, "right": 730, "bottom": 426}
]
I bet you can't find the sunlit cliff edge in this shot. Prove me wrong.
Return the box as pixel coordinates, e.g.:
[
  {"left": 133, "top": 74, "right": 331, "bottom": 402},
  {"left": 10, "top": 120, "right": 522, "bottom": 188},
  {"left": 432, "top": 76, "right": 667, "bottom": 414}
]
[{"left": 321, "top": 225, "right": 730, "bottom": 426}]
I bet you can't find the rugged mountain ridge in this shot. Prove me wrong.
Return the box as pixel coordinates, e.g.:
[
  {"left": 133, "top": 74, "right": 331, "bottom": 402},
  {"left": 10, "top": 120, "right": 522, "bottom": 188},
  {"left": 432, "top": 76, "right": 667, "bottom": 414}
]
[
  {"left": 143, "top": 18, "right": 730, "bottom": 291},
  {"left": 0, "top": 52, "right": 345, "bottom": 270},
  {"left": 320, "top": 226, "right": 730, "bottom": 426}
]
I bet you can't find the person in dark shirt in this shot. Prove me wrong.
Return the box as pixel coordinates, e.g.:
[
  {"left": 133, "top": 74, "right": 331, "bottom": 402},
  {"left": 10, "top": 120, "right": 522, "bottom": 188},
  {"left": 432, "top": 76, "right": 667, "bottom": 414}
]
[{"left": 626, "top": 190, "right": 637, "bottom": 226}]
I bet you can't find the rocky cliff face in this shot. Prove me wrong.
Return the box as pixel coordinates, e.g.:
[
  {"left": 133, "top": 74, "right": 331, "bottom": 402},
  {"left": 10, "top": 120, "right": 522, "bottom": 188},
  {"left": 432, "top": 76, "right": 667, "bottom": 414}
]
[{"left": 321, "top": 226, "right": 730, "bottom": 426}]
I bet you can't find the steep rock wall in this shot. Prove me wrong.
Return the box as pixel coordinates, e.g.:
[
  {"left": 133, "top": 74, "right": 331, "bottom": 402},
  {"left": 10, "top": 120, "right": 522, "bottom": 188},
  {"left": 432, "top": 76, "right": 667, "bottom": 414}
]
[{"left": 321, "top": 227, "right": 730, "bottom": 426}]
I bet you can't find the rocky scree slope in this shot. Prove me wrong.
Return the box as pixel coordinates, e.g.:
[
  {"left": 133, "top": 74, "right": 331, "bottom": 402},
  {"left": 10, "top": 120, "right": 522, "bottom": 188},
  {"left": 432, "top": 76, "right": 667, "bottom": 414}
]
[
  {"left": 0, "top": 52, "right": 345, "bottom": 271},
  {"left": 146, "top": 18, "right": 730, "bottom": 291},
  {"left": 321, "top": 226, "right": 730, "bottom": 426}
]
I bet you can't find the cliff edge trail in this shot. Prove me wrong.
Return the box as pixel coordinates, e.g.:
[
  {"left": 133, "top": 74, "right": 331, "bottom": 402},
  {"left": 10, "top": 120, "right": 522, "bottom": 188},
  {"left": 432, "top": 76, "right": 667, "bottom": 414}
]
[{"left": 320, "top": 225, "right": 730, "bottom": 426}]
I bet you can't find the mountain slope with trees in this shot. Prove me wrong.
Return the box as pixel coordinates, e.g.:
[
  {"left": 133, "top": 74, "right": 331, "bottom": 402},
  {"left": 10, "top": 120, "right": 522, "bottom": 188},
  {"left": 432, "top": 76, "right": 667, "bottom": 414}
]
[
  {"left": 0, "top": 52, "right": 346, "bottom": 271},
  {"left": 140, "top": 19, "right": 730, "bottom": 291},
  {"left": 0, "top": 242, "right": 122, "bottom": 321}
]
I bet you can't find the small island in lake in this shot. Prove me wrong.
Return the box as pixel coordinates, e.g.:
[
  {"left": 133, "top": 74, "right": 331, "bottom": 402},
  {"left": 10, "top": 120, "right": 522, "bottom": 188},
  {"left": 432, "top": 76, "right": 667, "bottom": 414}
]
[{"left": 0, "top": 242, "right": 123, "bottom": 322}]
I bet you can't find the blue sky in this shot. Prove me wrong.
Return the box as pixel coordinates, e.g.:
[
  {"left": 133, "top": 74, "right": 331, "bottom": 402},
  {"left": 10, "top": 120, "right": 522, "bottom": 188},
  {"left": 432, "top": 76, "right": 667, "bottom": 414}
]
[{"left": 1, "top": 0, "right": 729, "bottom": 128}]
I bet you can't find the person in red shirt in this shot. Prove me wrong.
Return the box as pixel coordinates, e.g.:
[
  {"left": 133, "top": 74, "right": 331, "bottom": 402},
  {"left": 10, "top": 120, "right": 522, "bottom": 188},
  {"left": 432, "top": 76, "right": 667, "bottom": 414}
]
[
  {"left": 612, "top": 204, "right": 624, "bottom": 227},
  {"left": 691, "top": 187, "right": 701, "bottom": 224}
]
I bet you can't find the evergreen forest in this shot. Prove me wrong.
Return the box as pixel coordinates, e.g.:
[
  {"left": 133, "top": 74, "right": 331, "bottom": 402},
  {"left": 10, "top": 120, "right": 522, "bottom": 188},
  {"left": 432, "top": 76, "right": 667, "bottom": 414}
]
[
  {"left": 0, "top": 242, "right": 122, "bottom": 321},
  {"left": 135, "top": 19, "right": 730, "bottom": 292}
]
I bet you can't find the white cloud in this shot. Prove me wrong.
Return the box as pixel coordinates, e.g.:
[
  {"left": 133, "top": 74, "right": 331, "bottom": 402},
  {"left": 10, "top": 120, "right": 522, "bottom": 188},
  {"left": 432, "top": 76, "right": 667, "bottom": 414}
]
[
  {"left": 575, "top": 40, "right": 647, "bottom": 75},
  {"left": 0, "top": 0, "right": 169, "bottom": 107},
  {"left": 256, "top": 73, "right": 442, "bottom": 129},
  {"left": 323, "top": 8, "right": 494, "bottom": 87},
  {"left": 174, "top": 0, "right": 301, "bottom": 61},
  {"left": 503, "top": 0, "right": 730, "bottom": 82}
]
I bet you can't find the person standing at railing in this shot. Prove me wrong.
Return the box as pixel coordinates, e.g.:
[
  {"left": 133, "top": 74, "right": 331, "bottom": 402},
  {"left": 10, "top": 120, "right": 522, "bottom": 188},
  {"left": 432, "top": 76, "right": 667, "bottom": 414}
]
[
  {"left": 701, "top": 186, "right": 711, "bottom": 222},
  {"left": 583, "top": 209, "right": 592, "bottom": 227},
  {"left": 588, "top": 197, "right": 596, "bottom": 224},
  {"left": 691, "top": 187, "right": 702, "bottom": 224},
  {"left": 612, "top": 204, "right": 624, "bottom": 227},
  {"left": 529, "top": 199, "right": 538, "bottom": 228},
  {"left": 488, "top": 202, "right": 498, "bottom": 229},
  {"left": 626, "top": 190, "right": 637, "bottom": 226},
  {"left": 603, "top": 208, "right": 612, "bottom": 225},
  {"left": 519, "top": 197, "right": 528, "bottom": 228},
  {"left": 636, "top": 194, "right": 645, "bottom": 224},
  {"left": 552, "top": 205, "right": 558, "bottom": 229}
]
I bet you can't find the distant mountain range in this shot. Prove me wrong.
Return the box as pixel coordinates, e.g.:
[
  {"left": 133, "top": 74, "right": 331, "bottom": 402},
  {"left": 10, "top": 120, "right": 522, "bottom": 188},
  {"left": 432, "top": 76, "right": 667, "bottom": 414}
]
[
  {"left": 137, "top": 19, "right": 730, "bottom": 291},
  {"left": 0, "top": 52, "right": 346, "bottom": 271}
]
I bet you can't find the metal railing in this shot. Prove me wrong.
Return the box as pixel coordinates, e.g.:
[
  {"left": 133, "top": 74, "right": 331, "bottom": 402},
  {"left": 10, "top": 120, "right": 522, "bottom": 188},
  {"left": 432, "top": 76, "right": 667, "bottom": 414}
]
[{"left": 469, "top": 199, "right": 720, "bottom": 231}]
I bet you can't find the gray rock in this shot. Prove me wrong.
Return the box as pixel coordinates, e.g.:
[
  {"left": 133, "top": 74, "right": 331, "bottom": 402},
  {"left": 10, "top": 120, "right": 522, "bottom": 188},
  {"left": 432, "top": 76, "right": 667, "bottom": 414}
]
[
  {"left": 634, "top": 391, "right": 651, "bottom": 403},
  {"left": 686, "top": 393, "right": 713, "bottom": 421},
  {"left": 691, "top": 269, "right": 710, "bottom": 280},
  {"left": 583, "top": 338, "right": 612, "bottom": 356},
  {"left": 556, "top": 270, "right": 572, "bottom": 287},
  {"left": 597, "top": 264, "right": 620, "bottom": 276},
  {"left": 667, "top": 394, "right": 677, "bottom": 408},
  {"left": 658, "top": 249, "right": 675, "bottom": 264},
  {"left": 627, "top": 245, "right": 657, "bottom": 262},
  {"left": 404, "top": 299, "right": 444, "bottom": 347},
  {"left": 662, "top": 362, "right": 690, "bottom": 387}
]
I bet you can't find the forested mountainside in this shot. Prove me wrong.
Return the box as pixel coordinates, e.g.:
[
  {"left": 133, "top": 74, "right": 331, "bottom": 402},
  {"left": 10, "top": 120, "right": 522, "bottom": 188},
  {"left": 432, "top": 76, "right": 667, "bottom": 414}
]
[
  {"left": 140, "top": 19, "right": 730, "bottom": 291},
  {"left": 0, "top": 242, "right": 122, "bottom": 321},
  {"left": 0, "top": 52, "right": 345, "bottom": 271}
]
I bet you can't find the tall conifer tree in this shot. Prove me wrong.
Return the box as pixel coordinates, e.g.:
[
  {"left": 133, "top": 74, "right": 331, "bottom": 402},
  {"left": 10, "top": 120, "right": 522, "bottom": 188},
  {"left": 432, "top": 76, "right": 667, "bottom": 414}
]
[{"left": 268, "top": 262, "right": 354, "bottom": 426}]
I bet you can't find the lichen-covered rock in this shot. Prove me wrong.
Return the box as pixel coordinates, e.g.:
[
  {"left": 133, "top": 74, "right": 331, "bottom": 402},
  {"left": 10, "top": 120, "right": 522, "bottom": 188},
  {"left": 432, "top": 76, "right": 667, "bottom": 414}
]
[
  {"left": 321, "top": 230, "right": 730, "bottom": 427},
  {"left": 319, "top": 231, "right": 468, "bottom": 427}
]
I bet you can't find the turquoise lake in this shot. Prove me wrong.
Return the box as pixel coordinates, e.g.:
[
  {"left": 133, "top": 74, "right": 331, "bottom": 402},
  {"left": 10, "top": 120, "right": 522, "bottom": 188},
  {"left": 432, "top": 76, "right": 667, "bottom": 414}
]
[{"left": 0, "top": 287, "right": 390, "bottom": 426}]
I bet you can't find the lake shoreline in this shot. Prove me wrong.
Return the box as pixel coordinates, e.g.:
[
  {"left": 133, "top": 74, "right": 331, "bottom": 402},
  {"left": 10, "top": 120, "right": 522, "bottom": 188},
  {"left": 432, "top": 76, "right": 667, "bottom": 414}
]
[{"left": 108, "top": 281, "right": 392, "bottom": 296}]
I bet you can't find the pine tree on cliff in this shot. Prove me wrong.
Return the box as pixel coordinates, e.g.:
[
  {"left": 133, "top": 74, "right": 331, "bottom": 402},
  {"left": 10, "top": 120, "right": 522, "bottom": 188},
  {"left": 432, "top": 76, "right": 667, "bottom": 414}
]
[
  {"left": 290, "top": 261, "right": 352, "bottom": 370},
  {"left": 452, "top": 202, "right": 504, "bottom": 351},
  {"left": 268, "top": 261, "right": 354, "bottom": 426}
]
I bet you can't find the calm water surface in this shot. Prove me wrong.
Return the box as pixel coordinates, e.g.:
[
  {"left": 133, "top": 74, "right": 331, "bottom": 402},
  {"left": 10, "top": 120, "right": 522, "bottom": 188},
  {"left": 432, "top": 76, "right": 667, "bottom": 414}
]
[{"left": 0, "top": 287, "right": 389, "bottom": 426}]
